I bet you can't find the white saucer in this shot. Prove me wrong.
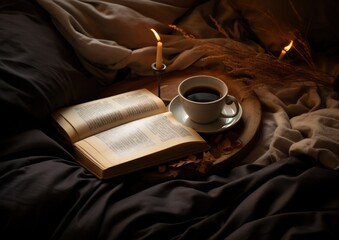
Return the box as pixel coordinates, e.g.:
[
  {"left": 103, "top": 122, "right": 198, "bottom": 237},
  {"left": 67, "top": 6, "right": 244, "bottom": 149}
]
[{"left": 168, "top": 95, "right": 242, "bottom": 134}]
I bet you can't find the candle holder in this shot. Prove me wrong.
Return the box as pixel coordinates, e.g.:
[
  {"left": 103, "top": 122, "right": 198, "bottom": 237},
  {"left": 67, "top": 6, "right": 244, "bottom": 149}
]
[{"left": 151, "top": 62, "right": 168, "bottom": 103}]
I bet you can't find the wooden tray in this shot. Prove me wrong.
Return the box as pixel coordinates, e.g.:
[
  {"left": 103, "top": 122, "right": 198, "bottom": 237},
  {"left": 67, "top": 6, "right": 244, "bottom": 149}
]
[{"left": 102, "top": 68, "right": 262, "bottom": 181}]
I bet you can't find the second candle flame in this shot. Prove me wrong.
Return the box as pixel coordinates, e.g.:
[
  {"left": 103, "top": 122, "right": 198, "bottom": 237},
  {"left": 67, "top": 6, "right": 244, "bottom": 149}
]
[
  {"left": 278, "top": 40, "right": 293, "bottom": 60},
  {"left": 284, "top": 40, "right": 294, "bottom": 52}
]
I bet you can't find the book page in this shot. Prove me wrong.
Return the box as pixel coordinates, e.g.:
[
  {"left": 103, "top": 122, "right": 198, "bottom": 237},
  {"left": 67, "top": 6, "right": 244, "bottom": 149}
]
[
  {"left": 52, "top": 89, "right": 167, "bottom": 143},
  {"left": 74, "top": 112, "right": 209, "bottom": 178}
]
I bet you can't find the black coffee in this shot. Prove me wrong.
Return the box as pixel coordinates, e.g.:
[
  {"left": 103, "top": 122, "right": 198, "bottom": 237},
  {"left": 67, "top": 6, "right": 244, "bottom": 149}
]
[{"left": 184, "top": 87, "right": 221, "bottom": 102}]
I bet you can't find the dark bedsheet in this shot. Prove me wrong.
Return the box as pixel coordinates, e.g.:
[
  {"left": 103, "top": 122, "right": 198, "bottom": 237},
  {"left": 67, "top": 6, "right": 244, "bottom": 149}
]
[
  {"left": 1, "top": 1, "right": 339, "bottom": 240},
  {"left": 1, "top": 128, "right": 339, "bottom": 239}
]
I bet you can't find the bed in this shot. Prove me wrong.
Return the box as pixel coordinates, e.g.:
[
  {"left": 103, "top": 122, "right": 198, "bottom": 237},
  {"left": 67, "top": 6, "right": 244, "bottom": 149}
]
[{"left": 1, "top": 0, "right": 339, "bottom": 239}]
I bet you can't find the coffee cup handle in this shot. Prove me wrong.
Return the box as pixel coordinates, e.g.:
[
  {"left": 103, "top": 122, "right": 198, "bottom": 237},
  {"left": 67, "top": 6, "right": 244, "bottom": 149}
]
[{"left": 220, "top": 95, "right": 239, "bottom": 118}]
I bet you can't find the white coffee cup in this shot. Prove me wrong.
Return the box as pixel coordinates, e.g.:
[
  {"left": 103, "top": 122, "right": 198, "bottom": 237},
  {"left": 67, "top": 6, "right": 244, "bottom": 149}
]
[{"left": 178, "top": 75, "right": 239, "bottom": 124}]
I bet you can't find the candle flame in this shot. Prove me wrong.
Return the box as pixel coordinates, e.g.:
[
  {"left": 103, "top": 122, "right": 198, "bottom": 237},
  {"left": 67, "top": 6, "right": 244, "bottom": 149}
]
[
  {"left": 150, "top": 28, "right": 161, "bottom": 42},
  {"left": 284, "top": 40, "right": 293, "bottom": 52}
]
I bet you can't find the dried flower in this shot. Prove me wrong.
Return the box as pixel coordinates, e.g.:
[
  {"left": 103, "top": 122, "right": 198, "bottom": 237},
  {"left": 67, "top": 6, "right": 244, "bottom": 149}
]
[{"left": 169, "top": 17, "right": 335, "bottom": 88}]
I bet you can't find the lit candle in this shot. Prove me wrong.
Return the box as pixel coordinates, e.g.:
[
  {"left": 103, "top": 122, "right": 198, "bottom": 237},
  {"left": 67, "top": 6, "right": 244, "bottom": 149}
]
[
  {"left": 151, "top": 28, "right": 163, "bottom": 69},
  {"left": 278, "top": 40, "right": 293, "bottom": 60}
]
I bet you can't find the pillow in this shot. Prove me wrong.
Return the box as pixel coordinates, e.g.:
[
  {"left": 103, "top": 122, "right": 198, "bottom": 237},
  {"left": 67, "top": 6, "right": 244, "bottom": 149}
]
[
  {"left": 0, "top": 0, "right": 103, "bottom": 132},
  {"left": 229, "top": 0, "right": 339, "bottom": 52}
]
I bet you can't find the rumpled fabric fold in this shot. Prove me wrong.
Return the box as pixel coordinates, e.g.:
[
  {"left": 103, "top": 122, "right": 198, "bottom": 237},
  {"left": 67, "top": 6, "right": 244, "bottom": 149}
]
[
  {"left": 247, "top": 83, "right": 339, "bottom": 170},
  {"left": 36, "top": 0, "right": 255, "bottom": 84}
]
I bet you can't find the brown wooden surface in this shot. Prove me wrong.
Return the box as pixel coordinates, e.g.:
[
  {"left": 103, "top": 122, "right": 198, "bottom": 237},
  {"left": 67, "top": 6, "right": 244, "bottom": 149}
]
[{"left": 102, "top": 68, "right": 262, "bottom": 180}]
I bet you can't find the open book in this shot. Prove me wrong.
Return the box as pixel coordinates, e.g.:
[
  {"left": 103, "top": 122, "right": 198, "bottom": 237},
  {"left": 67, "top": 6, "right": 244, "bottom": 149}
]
[{"left": 52, "top": 89, "right": 210, "bottom": 179}]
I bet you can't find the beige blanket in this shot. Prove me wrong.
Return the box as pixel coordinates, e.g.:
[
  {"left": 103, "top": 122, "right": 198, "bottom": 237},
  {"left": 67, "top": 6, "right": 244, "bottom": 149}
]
[
  {"left": 245, "top": 83, "right": 339, "bottom": 170},
  {"left": 36, "top": 0, "right": 262, "bottom": 84},
  {"left": 37, "top": 0, "right": 339, "bottom": 170}
]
